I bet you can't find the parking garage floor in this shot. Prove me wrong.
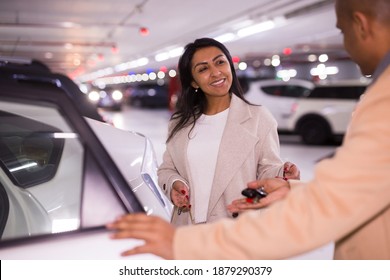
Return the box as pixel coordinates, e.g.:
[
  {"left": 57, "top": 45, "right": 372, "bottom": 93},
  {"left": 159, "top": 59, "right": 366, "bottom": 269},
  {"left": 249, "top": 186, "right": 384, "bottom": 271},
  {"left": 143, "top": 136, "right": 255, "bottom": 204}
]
[{"left": 100, "top": 106, "right": 338, "bottom": 182}]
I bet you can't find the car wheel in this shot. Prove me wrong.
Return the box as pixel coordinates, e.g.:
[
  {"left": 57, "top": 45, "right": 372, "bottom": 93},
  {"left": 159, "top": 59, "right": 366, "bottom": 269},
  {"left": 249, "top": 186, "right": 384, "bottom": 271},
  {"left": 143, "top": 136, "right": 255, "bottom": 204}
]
[{"left": 297, "top": 117, "right": 331, "bottom": 145}]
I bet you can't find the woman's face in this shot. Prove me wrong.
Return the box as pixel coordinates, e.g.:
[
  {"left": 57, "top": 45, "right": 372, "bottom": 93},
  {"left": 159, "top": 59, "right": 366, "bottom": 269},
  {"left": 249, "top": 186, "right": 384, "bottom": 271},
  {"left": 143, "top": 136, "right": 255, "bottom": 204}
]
[{"left": 190, "top": 46, "right": 233, "bottom": 99}]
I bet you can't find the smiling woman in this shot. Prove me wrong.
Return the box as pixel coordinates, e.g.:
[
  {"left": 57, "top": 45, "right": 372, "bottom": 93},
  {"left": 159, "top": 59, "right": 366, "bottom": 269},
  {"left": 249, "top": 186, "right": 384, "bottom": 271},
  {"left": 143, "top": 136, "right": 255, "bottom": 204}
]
[
  {"left": 156, "top": 38, "right": 300, "bottom": 227},
  {"left": 190, "top": 47, "right": 233, "bottom": 114}
]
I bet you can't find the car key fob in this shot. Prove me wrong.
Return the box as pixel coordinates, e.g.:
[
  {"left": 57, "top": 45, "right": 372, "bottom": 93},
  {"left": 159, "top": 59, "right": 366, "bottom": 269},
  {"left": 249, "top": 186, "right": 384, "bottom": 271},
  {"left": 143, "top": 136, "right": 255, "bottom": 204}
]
[
  {"left": 241, "top": 187, "right": 267, "bottom": 203},
  {"left": 232, "top": 187, "right": 268, "bottom": 218}
]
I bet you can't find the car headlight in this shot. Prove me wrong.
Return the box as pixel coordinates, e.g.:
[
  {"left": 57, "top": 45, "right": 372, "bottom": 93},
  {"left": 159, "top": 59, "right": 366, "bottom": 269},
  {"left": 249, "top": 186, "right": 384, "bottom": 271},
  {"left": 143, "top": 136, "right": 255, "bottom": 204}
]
[
  {"left": 88, "top": 91, "right": 100, "bottom": 102},
  {"left": 112, "top": 90, "right": 123, "bottom": 101}
]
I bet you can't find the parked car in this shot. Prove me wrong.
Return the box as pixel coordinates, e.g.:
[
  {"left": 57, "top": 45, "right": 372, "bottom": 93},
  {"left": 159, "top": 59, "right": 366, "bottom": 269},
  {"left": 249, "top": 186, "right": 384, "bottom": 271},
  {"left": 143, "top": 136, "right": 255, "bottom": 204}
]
[
  {"left": 244, "top": 79, "right": 314, "bottom": 130},
  {"left": 87, "top": 86, "right": 124, "bottom": 111},
  {"left": 286, "top": 80, "right": 368, "bottom": 145},
  {"left": 127, "top": 84, "right": 169, "bottom": 108},
  {"left": 0, "top": 59, "right": 173, "bottom": 259}
]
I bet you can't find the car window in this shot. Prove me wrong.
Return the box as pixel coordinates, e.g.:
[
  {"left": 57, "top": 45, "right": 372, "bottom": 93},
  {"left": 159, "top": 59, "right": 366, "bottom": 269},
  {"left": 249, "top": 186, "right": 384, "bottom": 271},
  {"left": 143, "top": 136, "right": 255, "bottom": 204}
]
[
  {"left": 261, "top": 85, "right": 311, "bottom": 98},
  {"left": 0, "top": 111, "right": 64, "bottom": 189},
  {"left": 0, "top": 99, "right": 126, "bottom": 241},
  {"left": 308, "top": 86, "right": 366, "bottom": 99}
]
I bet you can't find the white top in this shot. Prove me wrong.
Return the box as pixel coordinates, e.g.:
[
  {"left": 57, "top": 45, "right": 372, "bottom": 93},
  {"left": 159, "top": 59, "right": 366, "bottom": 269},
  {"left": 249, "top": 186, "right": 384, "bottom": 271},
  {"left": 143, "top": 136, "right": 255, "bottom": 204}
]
[{"left": 187, "top": 108, "right": 229, "bottom": 223}]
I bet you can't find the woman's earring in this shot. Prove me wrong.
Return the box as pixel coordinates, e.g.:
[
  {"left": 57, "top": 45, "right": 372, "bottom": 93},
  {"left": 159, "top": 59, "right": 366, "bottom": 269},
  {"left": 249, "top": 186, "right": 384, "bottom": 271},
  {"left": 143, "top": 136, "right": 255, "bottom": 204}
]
[{"left": 194, "top": 87, "right": 198, "bottom": 93}]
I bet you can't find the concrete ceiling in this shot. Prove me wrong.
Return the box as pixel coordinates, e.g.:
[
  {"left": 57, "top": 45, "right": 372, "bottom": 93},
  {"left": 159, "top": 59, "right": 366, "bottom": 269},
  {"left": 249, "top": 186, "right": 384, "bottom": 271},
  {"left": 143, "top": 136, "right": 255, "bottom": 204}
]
[{"left": 0, "top": 0, "right": 345, "bottom": 81}]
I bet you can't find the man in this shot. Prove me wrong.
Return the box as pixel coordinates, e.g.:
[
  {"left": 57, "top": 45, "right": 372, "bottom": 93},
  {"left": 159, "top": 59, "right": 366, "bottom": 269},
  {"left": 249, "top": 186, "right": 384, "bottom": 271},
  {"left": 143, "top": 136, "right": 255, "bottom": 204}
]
[{"left": 106, "top": 0, "right": 390, "bottom": 259}]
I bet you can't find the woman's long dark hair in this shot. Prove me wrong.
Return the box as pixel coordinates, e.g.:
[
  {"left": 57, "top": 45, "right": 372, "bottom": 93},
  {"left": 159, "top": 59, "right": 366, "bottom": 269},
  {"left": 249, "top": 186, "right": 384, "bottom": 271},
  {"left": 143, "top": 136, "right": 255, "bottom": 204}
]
[{"left": 167, "top": 37, "right": 249, "bottom": 142}]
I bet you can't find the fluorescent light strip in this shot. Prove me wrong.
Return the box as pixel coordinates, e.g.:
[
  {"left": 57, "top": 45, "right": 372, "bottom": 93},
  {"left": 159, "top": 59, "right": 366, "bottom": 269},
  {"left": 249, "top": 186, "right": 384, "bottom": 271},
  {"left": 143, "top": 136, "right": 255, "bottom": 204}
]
[
  {"left": 214, "top": 33, "right": 236, "bottom": 43},
  {"left": 237, "top": 20, "right": 275, "bottom": 38}
]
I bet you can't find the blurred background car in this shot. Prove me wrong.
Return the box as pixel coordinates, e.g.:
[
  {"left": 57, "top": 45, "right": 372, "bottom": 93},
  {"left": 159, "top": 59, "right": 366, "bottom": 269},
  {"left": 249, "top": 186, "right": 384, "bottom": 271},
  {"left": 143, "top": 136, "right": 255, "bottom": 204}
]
[
  {"left": 86, "top": 86, "right": 124, "bottom": 111},
  {"left": 244, "top": 78, "right": 368, "bottom": 145},
  {"left": 126, "top": 83, "right": 169, "bottom": 108},
  {"left": 285, "top": 80, "right": 368, "bottom": 145},
  {"left": 0, "top": 59, "right": 172, "bottom": 259},
  {"left": 244, "top": 79, "right": 313, "bottom": 131}
]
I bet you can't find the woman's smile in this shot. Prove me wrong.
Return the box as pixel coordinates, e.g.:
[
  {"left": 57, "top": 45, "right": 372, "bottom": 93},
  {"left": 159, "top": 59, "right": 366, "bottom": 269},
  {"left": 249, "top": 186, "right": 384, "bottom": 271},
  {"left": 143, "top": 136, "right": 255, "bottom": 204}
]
[{"left": 210, "top": 78, "right": 226, "bottom": 87}]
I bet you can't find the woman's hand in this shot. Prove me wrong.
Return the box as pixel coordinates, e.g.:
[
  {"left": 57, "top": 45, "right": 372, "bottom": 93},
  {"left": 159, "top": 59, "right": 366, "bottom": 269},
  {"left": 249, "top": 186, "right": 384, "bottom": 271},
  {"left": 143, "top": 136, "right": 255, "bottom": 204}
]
[
  {"left": 227, "top": 177, "right": 291, "bottom": 214},
  {"left": 171, "top": 181, "right": 190, "bottom": 208},
  {"left": 106, "top": 213, "right": 175, "bottom": 259},
  {"left": 283, "top": 161, "right": 300, "bottom": 179}
]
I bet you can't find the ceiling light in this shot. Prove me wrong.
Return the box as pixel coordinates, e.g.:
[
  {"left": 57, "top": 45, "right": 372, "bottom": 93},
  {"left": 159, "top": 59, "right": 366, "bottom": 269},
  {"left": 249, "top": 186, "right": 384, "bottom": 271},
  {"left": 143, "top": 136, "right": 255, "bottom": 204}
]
[
  {"left": 237, "top": 20, "right": 275, "bottom": 38},
  {"left": 169, "top": 69, "right": 177, "bottom": 77},
  {"left": 64, "top": 43, "right": 73, "bottom": 49},
  {"left": 73, "top": 58, "right": 81, "bottom": 66},
  {"left": 169, "top": 47, "right": 184, "bottom": 58},
  {"left": 283, "top": 48, "right": 292, "bottom": 56},
  {"left": 271, "top": 58, "right": 281, "bottom": 67},
  {"left": 155, "top": 52, "right": 170, "bottom": 62},
  {"left": 214, "top": 33, "right": 236, "bottom": 43},
  {"left": 319, "top": 54, "right": 329, "bottom": 63},
  {"left": 238, "top": 62, "right": 247, "bottom": 71},
  {"left": 308, "top": 54, "right": 318, "bottom": 62},
  {"left": 157, "top": 71, "right": 165, "bottom": 79},
  {"left": 232, "top": 56, "right": 240, "bottom": 63},
  {"left": 111, "top": 45, "right": 119, "bottom": 54},
  {"left": 139, "top": 27, "right": 149, "bottom": 36},
  {"left": 264, "top": 58, "right": 271, "bottom": 66},
  {"left": 310, "top": 65, "right": 339, "bottom": 76},
  {"left": 277, "top": 69, "right": 297, "bottom": 79},
  {"left": 136, "top": 57, "right": 149, "bottom": 66},
  {"left": 60, "top": 22, "right": 81, "bottom": 28},
  {"left": 44, "top": 52, "right": 53, "bottom": 59},
  {"left": 149, "top": 72, "right": 157, "bottom": 80}
]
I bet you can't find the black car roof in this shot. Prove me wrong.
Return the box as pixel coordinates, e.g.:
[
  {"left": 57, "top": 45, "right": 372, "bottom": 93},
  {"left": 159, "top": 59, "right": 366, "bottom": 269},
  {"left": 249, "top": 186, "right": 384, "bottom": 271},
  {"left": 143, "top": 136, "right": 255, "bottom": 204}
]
[{"left": 0, "top": 57, "right": 104, "bottom": 122}]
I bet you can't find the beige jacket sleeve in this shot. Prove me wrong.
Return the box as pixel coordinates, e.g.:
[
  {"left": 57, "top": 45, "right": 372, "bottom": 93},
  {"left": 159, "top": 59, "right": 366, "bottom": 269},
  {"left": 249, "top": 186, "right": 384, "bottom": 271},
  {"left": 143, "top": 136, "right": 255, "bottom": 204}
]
[
  {"left": 157, "top": 119, "right": 190, "bottom": 198},
  {"left": 173, "top": 67, "right": 390, "bottom": 259}
]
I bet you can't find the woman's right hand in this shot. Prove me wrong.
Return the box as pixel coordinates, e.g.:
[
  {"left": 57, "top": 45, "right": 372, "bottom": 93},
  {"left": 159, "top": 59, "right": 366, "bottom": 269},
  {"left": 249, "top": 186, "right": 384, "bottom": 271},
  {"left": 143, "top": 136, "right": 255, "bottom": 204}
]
[{"left": 171, "top": 181, "right": 190, "bottom": 208}]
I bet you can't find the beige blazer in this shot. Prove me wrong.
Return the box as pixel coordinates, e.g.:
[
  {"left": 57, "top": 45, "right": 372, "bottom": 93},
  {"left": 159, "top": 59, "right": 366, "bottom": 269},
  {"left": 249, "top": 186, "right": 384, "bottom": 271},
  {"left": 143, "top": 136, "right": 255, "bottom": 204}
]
[
  {"left": 158, "top": 94, "right": 284, "bottom": 226},
  {"left": 173, "top": 66, "right": 390, "bottom": 259}
]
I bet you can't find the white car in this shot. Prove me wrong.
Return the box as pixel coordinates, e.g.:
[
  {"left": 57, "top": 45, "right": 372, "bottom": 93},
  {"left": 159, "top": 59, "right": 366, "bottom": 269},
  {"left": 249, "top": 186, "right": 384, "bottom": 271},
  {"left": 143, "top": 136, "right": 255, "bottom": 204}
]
[
  {"left": 285, "top": 80, "right": 368, "bottom": 145},
  {"left": 244, "top": 79, "right": 314, "bottom": 130},
  {"left": 0, "top": 59, "right": 173, "bottom": 259}
]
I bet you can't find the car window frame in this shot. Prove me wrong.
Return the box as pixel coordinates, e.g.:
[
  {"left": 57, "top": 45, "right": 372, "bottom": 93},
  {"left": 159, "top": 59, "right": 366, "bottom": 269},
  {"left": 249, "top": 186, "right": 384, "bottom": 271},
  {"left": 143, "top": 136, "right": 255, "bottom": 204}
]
[
  {"left": 0, "top": 77, "right": 144, "bottom": 247},
  {"left": 0, "top": 76, "right": 143, "bottom": 213}
]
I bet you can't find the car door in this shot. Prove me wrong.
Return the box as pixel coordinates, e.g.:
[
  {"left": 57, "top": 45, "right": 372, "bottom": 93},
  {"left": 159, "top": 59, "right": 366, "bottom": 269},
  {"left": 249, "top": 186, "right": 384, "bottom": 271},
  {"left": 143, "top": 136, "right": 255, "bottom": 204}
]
[
  {"left": 0, "top": 77, "right": 159, "bottom": 259},
  {"left": 245, "top": 80, "right": 313, "bottom": 130}
]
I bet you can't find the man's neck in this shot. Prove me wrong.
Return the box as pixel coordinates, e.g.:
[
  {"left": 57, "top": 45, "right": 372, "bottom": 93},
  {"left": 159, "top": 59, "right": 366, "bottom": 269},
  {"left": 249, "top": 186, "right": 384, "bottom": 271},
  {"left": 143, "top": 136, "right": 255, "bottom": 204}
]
[{"left": 372, "top": 51, "right": 390, "bottom": 82}]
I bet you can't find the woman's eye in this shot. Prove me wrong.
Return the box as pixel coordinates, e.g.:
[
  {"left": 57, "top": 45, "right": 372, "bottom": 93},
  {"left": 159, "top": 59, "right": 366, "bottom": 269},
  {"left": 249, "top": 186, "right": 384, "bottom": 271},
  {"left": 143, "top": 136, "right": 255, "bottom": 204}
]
[
  {"left": 217, "top": 60, "right": 226, "bottom": 65},
  {"left": 198, "top": 67, "right": 207, "bottom": 73}
]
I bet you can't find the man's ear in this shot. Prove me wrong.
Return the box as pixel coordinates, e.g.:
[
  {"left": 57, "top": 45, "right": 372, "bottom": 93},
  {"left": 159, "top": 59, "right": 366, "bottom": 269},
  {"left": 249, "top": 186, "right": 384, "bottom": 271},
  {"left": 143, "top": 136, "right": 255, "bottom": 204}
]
[{"left": 353, "top": 11, "right": 372, "bottom": 39}]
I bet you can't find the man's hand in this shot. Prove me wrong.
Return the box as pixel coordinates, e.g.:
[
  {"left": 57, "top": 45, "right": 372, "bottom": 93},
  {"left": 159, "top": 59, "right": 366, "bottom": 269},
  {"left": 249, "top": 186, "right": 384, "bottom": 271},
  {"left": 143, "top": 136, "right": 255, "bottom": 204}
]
[
  {"left": 227, "top": 177, "right": 291, "bottom": 214},
  {"left": 106, "top": 213, "right": 175, "bottom": 259}
]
